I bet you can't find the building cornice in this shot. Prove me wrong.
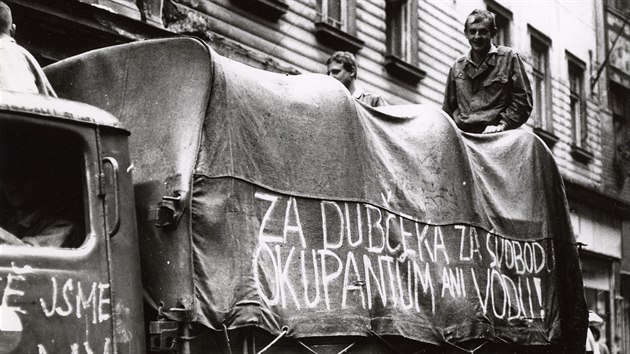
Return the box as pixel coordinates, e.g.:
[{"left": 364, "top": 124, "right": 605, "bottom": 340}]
[
  {"left": 7, "top": 0, "right": 170, "bottom": 44},
  {"left": 564, "top": 179, "right": 630, "bottom": 218}
]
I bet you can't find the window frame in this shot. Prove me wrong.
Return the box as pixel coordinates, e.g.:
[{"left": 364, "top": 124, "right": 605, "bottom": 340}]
[
  {"left": 486, "top": 0, "right": 512, "bottom": 47},
  {"left": 569, "top": 58, "right": 587, "bottom": 147},
  {"left": 529, "top": 25, "right": 554, "bottom": 134},
  {"left": 319, "top": 0, "right": 350, "bottom": 32},
  {"left": 385, "top": 0, "right": 418, "bottom": 66},
  {"left": 0, "top": 113, "right": 100, "bottom": 254},
  {"left": 231, "top": 0, "right": 289, "bottom": 20},
  {"left": 610, "top": 82, "right": 630, "bottom": 180},
  {"left": 314, "top": 0, "right": 363, "bottom": 52},
  {"left": 383, "top": 0, "right": 425, "bottom": 84},
  {"left": 566, "top": 51, "right": 593, "bottom": 162},
  {"left": 87, "top": 0, "right": 163, "bottom": 26}
]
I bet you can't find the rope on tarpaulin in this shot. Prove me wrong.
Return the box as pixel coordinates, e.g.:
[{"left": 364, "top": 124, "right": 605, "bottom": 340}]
[
  {"left": 294, "top": 338, "right": 359, "bottom": 354},
  {"left": 367, "top": 327, "right": 401, "bottom": 353},
  {"left": 295, "top": 339, "right": 319, "bottom": 354},
  {"left": 222, "top": 323, "right": 233, "bottom": 354},
  {"left": 255, "top": 329, "right": 367, "bottom": 354},
  {"left": 442, "top": 338, "right": 489, "bottom": 353},
  {"left": 257, "top": 326, "right": 289, "bottom": 354},
  {"left": 336, "top": 341, "right": 358, "bottom": 354}
]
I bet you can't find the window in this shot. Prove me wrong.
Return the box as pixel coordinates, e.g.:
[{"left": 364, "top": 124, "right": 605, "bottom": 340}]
[
  {"left": 90, "top": 0, "right": 163, "bottom": 26},
  {"left": 319, "top": 0, "right": 351, "bottom": 32},
  {"left": 529, "top": 27, "right": 553, "bottom": 133},
  {"left": 581, "top": 256, "right": 612, "bottom": 351},
  {"left": 569, "top": 59, "right": 587, "bottom": 148},
  {"left": 493, "top": 13, "right": 510, "bottom": 46},
  {"left": 383, "top": 0, "right": 425, "bottom": 84},
  {"left": 611, "top": 83, "right": 630, "bottom": 180},
  {"left": 486, "top": 0, "right": 512, "bottom": 46},
  {"left": 0, "top": 122, "right": 85, "bottom": 248},
  {"left": 231, "top": 0, "right": 289, "bottom": 20},
  {"left": 314, "top": 0, "right": 363, "bottom": 52},
  {"left": 567, "top": 52, "right": 592, "bottom": 162},
  {"left": 386, "top": 0, "right": 418, "bottom": 65}
]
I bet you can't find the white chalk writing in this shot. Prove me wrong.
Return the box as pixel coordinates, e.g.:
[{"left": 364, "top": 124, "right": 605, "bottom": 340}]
[
  {"left": 253, "top": 193, "right": 554, "bottom": 320},
  {"left": 39, "top": 277, "right": 111, "bottom": 323}
]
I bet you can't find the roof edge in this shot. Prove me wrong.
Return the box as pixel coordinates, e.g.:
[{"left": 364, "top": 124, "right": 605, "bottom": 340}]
[{"left": 0, "top": 91, "right": 126, "bottom": 130}]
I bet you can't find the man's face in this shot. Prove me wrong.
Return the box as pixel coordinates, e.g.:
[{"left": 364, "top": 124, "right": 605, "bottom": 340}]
[
  {"left": 327, "top": 62, "right": 354, "bottom": 89},
  {"left": 465, "top": 18, "right": 495, "bottom": 56}
]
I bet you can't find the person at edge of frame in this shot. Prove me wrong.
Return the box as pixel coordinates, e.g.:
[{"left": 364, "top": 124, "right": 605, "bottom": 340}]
[{"left": 0, "top": 1, "right": 56, "bottom": 96}]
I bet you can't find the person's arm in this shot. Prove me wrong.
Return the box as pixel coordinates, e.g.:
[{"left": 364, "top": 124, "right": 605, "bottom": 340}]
[
  {"left": 0, "top": 219, "right": 76, "bottom": 247},
  {"left": 0, "top": 226, "right": 25, "bottom": 246},
  {"left": 20, "top": 219, "right": 75, "bottom": 247},
  {"left": 497, "top": 52, "right": 533, "bottom": 128}
]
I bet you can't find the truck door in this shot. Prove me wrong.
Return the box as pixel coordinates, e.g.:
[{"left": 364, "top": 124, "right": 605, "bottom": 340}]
[
  {"left": 97, "top": 126, "right": 145, "bottom": 353},
  {"left": 0, "top": 112, "right": 115, "bottom": 353}
]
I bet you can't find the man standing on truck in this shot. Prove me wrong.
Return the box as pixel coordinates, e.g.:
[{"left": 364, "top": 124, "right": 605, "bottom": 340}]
[
  {"left": 0, "top": 1, "right": 56, "bottom": 96},
  {"left": 326, "top": 51, "right": 388, "bottom": 107},
  {"left": 442, "top": 9, "right": 532, "bottom": 134}
]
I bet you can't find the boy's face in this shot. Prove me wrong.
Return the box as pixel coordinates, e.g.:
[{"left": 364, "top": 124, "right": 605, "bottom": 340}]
[
  {"left": 465, "top": 17, "right": 495, "bottom": 56},
  {"left": 327, "top": 61, "right": 354, "bottom": 90}
]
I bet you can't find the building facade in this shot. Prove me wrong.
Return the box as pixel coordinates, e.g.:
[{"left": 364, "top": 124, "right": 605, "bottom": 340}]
[{"left": 6, "top": 0, "right": 629, "bottom": 352}]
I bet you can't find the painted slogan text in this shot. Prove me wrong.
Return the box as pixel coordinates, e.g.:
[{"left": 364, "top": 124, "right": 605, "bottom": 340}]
[{"left": 252, "top": 192, "right": 555, "bottom": 321}]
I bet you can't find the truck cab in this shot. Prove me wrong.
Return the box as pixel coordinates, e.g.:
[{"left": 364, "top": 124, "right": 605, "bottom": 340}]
[{"left": 0, "top": 92, "right": 143, "bottom": 353}]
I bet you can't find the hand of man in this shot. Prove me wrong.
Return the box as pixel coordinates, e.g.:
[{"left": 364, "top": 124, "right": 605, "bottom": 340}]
[
  {"left": 482, "top": 122, "right": 507, "bottom": 134},
  {"left": 0, "top": 227, "right": 24, "bottom": 246}
]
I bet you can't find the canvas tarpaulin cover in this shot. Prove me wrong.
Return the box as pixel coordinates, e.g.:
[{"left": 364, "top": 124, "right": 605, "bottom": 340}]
[
  {"left": 191, "top": 52, "right": 587, "bottom": 349},
  {"left": 43, "top": 37, "right": 586, "bottom": 350}
]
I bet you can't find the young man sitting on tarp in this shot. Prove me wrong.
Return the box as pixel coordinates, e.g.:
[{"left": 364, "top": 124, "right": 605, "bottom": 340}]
[{"left": 442, "top": 9, "right": 532, "bottom": 134}]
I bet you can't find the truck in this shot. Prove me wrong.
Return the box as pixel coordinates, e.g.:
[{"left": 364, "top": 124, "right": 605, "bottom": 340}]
[{"left": 0, "top": 37, "right": 587, "bottom": 353}]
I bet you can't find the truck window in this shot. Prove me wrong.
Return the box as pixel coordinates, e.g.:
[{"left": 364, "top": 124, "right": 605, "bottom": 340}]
[{"left": 0, "top": 122, "right": 85, "bottom": 248}]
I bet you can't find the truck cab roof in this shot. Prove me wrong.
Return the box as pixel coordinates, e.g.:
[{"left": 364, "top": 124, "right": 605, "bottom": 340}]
[{"left": 0, "top": 90, "right": 126, "bottom": 131}]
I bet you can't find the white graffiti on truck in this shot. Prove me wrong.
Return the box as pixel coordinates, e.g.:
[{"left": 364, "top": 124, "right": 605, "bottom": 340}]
[
  {"left": 39, "top": 277, "right": 111, "bottom": 324},
  {"left": 1, "top": 264, "right": 112, "bottom": 353},
  {"left": 37, "top": 338, "right": 111, "bottom": 354},
  {"left": 0, "top": 263, "right": 33, "bottom": 315},
  {"left": 1, "top": 264, "right": 111, "bottom": 324},
  {"left": 252, "top": 192, "right": 554, "bottom": 320}
]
